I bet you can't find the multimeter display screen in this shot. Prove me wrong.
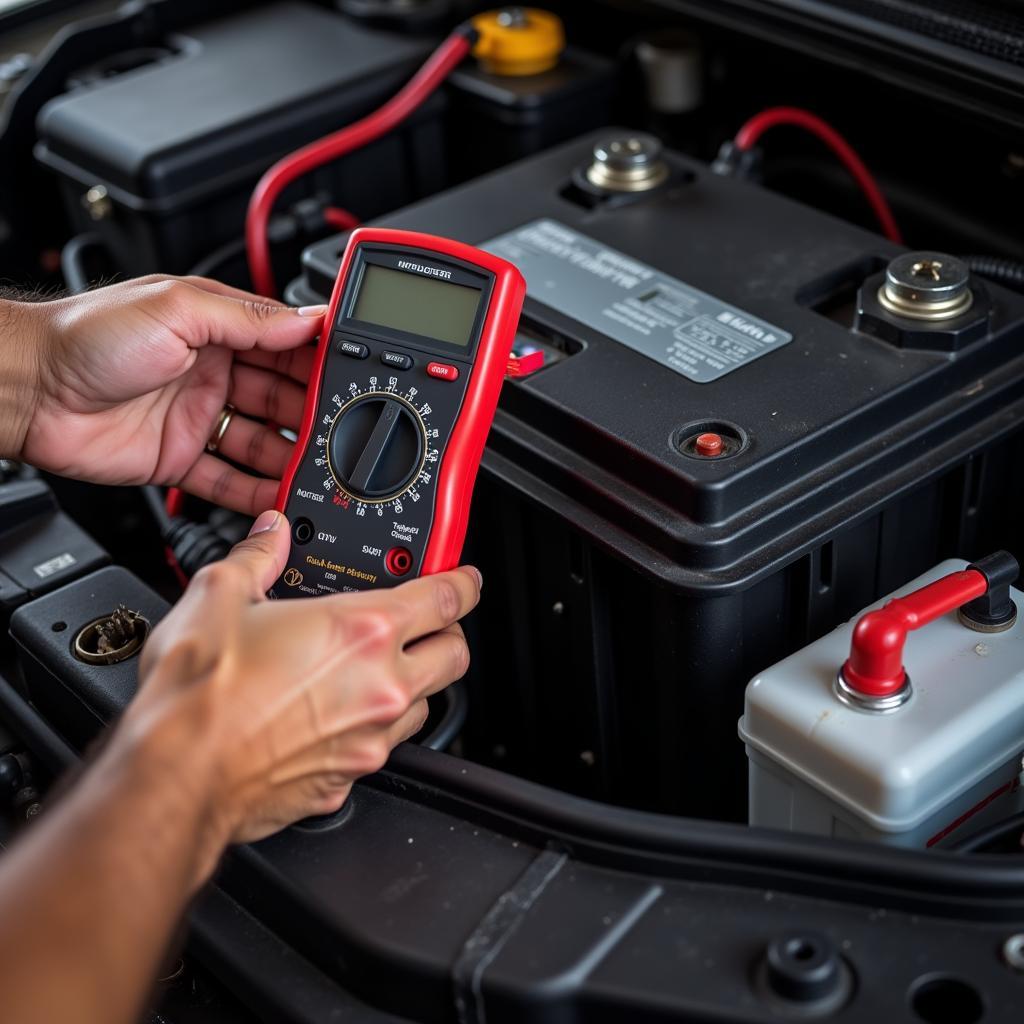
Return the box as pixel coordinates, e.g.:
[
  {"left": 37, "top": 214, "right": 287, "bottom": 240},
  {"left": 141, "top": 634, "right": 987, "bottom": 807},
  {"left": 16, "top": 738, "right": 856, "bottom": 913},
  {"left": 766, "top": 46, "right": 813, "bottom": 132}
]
[{"left": 352, "top": 264, "right": 481, "bottom": 347}]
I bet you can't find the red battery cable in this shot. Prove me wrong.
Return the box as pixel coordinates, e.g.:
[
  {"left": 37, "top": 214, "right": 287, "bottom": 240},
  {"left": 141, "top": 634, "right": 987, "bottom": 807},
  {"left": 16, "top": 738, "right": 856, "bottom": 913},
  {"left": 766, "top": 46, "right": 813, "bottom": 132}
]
[
  {"left": 735, "top": 106, "right": 903, "bottom": 244},
  {"left": 246, "top": 28, "right": 475, "bottom": 298}
]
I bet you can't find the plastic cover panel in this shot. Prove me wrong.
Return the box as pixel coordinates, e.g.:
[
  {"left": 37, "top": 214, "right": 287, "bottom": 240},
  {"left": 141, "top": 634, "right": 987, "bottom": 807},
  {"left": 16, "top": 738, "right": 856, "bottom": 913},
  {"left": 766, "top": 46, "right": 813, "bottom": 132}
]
[{"left": 811, "top": 0, "right": 1024, "bottom": 66}]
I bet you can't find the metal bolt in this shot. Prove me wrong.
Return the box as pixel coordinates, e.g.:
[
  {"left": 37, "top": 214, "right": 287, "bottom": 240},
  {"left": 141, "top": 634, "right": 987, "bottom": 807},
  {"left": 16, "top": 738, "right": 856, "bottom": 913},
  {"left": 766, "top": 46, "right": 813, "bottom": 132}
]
[
  {"left": 82, "top": 185, "right": 113, "bottom": 222},
  {"left": 1003, "top": 934, "right": 1024, "bottom": 972},
  {"left": 878, "top": 251, "right": 973, "bottom": 321},
  {"left": 586, "top": 132, "right": 669, "bottom": 193},
  {"left": 496, "top": 7, "right": 529, "bottom": 28},
  {"left": 911, "top": 259, "right": 943, "bottom": 282}
]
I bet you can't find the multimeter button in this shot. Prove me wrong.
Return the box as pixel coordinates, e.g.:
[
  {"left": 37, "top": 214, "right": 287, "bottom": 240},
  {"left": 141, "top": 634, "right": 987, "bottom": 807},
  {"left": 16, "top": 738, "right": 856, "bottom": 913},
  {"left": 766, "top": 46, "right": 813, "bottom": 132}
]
[
  {"left": 426, "top": 362, "right": 459, "bottom": 381},
  {"left": 337, "top": 339, "right": 369, "bottom": 359},
  {"left": 380, "top": 351, "right": 413, "bottom": 370}
]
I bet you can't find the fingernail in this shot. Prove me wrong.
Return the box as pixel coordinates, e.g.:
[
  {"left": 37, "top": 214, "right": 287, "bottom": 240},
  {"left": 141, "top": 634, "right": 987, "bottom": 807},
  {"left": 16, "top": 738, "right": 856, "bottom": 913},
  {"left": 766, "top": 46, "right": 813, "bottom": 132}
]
[
  {"left": 468, "top": 566, "right": 483, "bottom": 591},
  {"left": 249, "top": 510, "right": 281, "bottom": 536},
  {"left": 296, "top": 304, "right": 328, "bottom": 318}
]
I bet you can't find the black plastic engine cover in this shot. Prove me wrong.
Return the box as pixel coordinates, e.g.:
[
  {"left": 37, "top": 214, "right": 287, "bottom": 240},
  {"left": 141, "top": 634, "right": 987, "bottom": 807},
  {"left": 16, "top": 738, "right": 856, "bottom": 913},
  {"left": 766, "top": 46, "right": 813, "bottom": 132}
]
[
  {"left": 0, "top": 469, "right": 108, "bottom": 618},
  {"left": 33, "top": 1, "right": 445, "bottom": 274},
  {"left": 10, "top": 566, "right": 169, "bottom": 748}
]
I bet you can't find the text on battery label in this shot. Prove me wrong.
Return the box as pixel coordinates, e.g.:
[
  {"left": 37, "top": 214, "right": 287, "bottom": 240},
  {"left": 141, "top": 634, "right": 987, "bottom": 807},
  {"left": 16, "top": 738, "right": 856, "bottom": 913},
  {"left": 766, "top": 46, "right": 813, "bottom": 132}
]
[
  {"left": 33, "top": 552, "right": 77, "bottom": 578},
  {"left": 484, "top": 219, "right": 792, "bottom": 384}
]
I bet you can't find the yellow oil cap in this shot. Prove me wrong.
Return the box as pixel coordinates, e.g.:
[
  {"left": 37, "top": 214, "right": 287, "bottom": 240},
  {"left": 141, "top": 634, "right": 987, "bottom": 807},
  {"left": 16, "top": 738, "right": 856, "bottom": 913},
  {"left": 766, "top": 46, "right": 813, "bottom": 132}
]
[{"left": 472, "top": 8, "right": 565, "bottom": 76}]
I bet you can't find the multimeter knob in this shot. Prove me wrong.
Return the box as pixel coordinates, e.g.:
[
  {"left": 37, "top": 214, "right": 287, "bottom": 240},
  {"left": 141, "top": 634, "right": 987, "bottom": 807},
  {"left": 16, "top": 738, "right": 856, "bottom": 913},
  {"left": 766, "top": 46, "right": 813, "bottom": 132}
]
[{"left": 328, "top": 395, "right": 425, "bottom": 501}]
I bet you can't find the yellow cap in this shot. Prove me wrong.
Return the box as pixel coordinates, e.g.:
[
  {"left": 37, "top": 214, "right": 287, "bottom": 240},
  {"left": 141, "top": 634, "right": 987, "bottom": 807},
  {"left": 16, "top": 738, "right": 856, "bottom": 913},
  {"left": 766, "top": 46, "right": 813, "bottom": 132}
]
[{"left": 471, "top": 8, "right": 565, "bottom": 77}]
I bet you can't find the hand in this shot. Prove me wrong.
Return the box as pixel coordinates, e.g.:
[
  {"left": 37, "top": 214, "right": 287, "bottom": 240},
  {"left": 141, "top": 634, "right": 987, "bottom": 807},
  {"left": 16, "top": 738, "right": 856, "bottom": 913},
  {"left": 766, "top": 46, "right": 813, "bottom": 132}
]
[
  {"left": 17, "top": 276, "right": 326, "bottom": 514},
  {"left": 117, "top": 510, "right": 481, "bottom": 883}
]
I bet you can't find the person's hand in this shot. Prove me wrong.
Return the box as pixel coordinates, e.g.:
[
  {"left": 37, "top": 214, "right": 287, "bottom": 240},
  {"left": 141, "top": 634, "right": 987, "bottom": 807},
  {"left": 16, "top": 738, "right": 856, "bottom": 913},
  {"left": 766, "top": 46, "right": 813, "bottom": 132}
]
[
  {"left": 116, "top": 510, "right": 481, "bottom": 884},
  {"left": 16, "top": 276, "right": 325, "bottom": 514}
]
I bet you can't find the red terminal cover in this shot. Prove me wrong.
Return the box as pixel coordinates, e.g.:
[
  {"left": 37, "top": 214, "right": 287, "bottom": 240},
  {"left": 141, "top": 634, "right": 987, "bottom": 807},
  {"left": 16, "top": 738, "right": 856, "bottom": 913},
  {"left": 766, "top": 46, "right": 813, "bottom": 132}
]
[
  {"left": 841, "top": 569, "right": 988, "bottom": 697},
  {"left": 275, "top": 226, "right": 526, "bottom": 577}
]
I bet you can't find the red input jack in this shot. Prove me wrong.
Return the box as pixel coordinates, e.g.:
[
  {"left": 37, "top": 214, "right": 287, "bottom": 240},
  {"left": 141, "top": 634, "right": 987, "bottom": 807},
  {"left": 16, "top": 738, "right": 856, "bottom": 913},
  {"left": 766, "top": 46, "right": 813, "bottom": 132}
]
[{"left": 385, "top": 547, "right": 414, "bottom": 577}]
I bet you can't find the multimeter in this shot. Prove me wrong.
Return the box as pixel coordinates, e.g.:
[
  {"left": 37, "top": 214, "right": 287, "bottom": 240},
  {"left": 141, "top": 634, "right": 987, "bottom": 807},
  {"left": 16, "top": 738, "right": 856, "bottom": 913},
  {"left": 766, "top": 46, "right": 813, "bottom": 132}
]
[{"left": 270, "top": 227, "right": 526, "bottom": 598}]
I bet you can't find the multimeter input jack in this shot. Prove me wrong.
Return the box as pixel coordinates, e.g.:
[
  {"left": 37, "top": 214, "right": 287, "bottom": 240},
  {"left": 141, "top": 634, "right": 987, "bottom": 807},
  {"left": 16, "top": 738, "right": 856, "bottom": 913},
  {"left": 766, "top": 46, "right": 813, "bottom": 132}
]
[
  {"left": 292, "top": 518, "right": 315, "bottom": 546},
  {"left": 385, "top": 547, "right": 413, "bottom": 577}
]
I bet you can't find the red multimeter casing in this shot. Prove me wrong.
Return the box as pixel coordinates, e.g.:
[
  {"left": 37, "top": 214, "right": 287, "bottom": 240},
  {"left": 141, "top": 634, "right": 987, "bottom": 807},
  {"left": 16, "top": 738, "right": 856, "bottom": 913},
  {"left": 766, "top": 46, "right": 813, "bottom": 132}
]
[{"left": 270, "top": 227, "right": 525, "bottom": 598}]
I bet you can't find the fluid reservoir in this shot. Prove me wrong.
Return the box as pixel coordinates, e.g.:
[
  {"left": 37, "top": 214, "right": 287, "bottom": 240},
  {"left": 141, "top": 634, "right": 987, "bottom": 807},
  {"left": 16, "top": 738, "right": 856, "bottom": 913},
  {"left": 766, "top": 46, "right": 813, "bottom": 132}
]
[
  {"left": 446, "top": 8, "right": 615, "bottom": 180},
  {"left": 471, "top": 7, "right": 565, "bottom": 76}
]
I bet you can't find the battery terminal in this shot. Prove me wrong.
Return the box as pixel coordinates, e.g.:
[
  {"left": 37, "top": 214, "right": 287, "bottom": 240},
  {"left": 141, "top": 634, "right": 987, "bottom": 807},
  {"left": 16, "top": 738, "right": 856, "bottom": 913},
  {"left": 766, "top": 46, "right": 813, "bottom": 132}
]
[
  {"left": 73, "top": 605, "right": 150, "bottom": 666},
  {"left": 837, "top": 551, "right": 1019, "bottom": 711}
]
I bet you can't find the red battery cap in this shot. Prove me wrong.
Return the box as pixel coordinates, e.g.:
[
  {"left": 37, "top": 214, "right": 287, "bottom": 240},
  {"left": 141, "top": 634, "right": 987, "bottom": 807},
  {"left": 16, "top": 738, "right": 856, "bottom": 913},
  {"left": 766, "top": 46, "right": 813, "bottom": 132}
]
[
  {"left": 427, "top": 362, "right": 459, "bottom": 381},
  {"left": 694, "top": 432, "right": 724, "bottom": 457}
]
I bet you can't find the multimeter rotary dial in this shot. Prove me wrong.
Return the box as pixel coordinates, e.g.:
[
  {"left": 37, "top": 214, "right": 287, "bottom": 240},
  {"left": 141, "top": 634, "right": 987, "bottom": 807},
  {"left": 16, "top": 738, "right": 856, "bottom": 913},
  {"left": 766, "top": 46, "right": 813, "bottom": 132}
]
[{"left": 326, "top": 391, "right": 428, "bottom": 502}]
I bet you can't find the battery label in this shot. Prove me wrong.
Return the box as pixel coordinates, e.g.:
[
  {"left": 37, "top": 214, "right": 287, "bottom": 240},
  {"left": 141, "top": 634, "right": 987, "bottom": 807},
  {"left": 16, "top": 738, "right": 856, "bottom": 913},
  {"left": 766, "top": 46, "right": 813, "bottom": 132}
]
[{"left": 484, "top": 219, "right": 792, "bottom": 383}]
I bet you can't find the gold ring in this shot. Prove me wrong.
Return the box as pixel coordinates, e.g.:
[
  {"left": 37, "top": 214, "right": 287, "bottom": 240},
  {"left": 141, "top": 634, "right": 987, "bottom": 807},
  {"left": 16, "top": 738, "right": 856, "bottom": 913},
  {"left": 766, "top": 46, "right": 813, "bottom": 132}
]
[{"left": 206, "top": 404, "right": 235, "bottom": 453}]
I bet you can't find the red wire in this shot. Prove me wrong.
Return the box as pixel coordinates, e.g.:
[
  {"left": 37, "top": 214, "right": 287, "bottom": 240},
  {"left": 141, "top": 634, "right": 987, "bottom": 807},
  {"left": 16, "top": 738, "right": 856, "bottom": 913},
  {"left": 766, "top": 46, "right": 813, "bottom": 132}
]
[
  {"left": 162, "top": 487, "right": 187, "bottom": 587},
  {"left": 165, "top": 487, "right": 184, "bottom": 518},
  {"left": 246, "top": 30, "right": 473, "bottom": 298},
  {"left": 734, "top": 106, "right": 903, "bottom": 245},
  {"left": 323, "top": 206, "right": 360, "bottom": 232}
]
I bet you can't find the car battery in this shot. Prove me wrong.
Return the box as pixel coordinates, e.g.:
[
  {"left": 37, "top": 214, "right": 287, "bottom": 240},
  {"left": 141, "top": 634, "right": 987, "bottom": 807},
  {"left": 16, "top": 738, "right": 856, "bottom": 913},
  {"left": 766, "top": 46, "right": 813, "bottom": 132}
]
[
  {"left": 33, "top": 2, "right": 446, "bottom": 274},
  {"left": 287, "top": 129, "right": 1024, "bottom": 821},
  {"left": 740, "top": 556, "right": 1024, "bottom": 848}
]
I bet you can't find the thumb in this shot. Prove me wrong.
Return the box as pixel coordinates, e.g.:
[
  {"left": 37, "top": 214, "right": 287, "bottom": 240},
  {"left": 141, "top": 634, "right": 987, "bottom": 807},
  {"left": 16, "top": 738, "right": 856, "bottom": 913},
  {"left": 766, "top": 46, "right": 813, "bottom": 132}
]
[
  {"left": 162, "top": 280, "right": 327, "bottom": 353},
  {"left": 220, "top": 510, "right": 292, "bottom": 599}
]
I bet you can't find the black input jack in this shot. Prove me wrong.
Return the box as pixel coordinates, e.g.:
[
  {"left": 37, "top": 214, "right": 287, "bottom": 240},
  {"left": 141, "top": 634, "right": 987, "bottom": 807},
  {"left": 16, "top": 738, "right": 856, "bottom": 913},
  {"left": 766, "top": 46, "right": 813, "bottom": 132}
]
[
  {"left": 73, "top": 606, "right": 150, "bottom": 666},
  {"left": 292, "top": 517, "right": 315, "bottom": 546}
]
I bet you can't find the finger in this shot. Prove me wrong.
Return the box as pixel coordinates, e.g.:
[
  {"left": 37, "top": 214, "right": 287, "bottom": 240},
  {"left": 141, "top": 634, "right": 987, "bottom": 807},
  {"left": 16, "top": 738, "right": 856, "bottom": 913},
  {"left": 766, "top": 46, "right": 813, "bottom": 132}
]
[
  {"left": 150, "top": 279, "right": 326, "bottom": 354},
  {"left": 235, "top": 345, "right": 317, "bottom": 386},
  {"left": 132, "top": 273, "right": 291, "bottom": 309},
  {"left": 217, "top": 412, "right": 294, "bottom": 478},
  {"left": 212, "top": 509, "right": 291, "bottom": 599},
  {"left": 402, "top": 623, "right": 470, "bottom": 700},
  {"left": 178, "top": 453, "right": 279, "bottom": 516},
  {"left": 138, "top": 560, "right": 240, "bottom": 683},
  {"left": 388, "top": 567, "right": 483, "bottom": 645},
  {"left": 228, "top": 363, "right": 307, "bottom": 430},
  {"left": 385, "top": 698, "right": 430, "bottom": 748}
]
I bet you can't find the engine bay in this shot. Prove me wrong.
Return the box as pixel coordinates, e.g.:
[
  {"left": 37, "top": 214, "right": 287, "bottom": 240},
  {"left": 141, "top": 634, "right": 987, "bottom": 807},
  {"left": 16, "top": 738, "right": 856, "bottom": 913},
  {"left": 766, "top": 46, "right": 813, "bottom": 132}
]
[{"left": 1, "top": 1, "right": 1024, "bottom": 1021}]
